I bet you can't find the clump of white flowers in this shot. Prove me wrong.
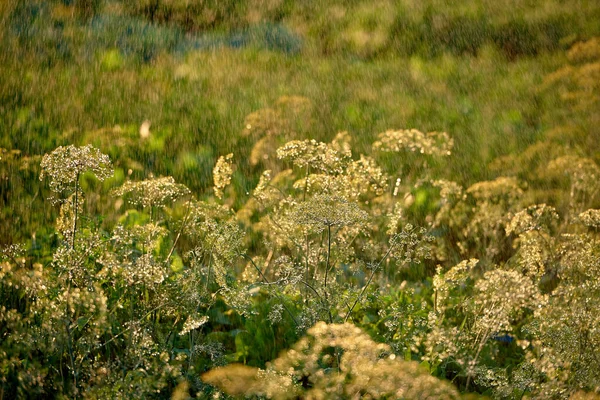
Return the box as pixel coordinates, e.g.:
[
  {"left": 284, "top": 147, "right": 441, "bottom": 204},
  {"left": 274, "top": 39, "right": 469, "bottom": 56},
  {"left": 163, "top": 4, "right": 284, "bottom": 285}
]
[
  {"left": 292, "top": 194, "right": 368, "bottom": 229},
  {"left": 113, "top": 176, "right": 191, "bottom": 208},
  {"left": 505, "top": 204, "right": 559, "bottom": 236},
  {"left": 40, "top": 144, "right": 113, "bottom": 192},
  {"left": 277, "top": 139, "right": 348, "bottom": 174},
  {"left": 179, "top": 315, "right": 208, "bottom": 336},
  {"left": 578, "top": 209, "right": 600, "bottom": 229},
  {"left": 373, "top": 129, "right": 453, "bottom": 157}
]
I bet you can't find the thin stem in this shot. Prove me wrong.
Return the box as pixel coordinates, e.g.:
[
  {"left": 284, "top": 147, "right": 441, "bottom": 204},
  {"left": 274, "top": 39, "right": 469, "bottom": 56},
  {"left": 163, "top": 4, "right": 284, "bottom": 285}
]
[
  {"left": 303, "top": 164, "right": 309, "bottom": 201},
  {"left": 188, "top": 331, "right": 194, "bottom": 373},
  {"left": 314, "top": 229, "right": 325, "bottom": 281},
  {"left": 344, "top": 242, "right": 396, "bottom": 323},
  {"left": 66, "top": 171, "right": 79, "bottom": 394},
  {"left": 164, "top": 314, "right": 181, "bottom": 350},
  {"left": 534, "top": 229, "right": 556, "bottom": 261},
  {"left": 262, "top": 250, "right": 274, "bottom": 278},
  {"left": 329, "top": 228, "right": 360, "bottom": 269},
  {"left": 241, "top": 253, "right": 299, "bottom": 327},
  {"left": 324, "top": 225, "right": 332, "bottom": 290},
  {"left": 72, "top": 173, "right": 80, "bottom": 250},
  {"left": 205, "top": 247, "right": 214, "bottom": 292},
  {"left": 250, "top": 191, "right": 305, "bottom": 252},
  {"left": 466, "top": 327, "right": 490, "bottom": 392},
  {"left": 299, "top": 280, "right": 324, "bottom": 302},
  {"left": 304, "top": 233, "right": 310, "bottom": 304},
  {"left": 166, "top": 203, "right": 191, "bottom": 264},
  {"left": 65, "top": 280, "right": 77, "bottom": 393},
  {"left": 97, "top": 303, "right": 166, "bottom": 349},
  {"left": 323, "top": 224, "right": 334, "bottom": 323}
]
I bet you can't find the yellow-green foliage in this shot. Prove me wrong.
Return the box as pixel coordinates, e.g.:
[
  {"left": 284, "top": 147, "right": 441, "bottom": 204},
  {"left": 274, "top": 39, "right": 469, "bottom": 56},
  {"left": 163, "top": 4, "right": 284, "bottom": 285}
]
[
  {"left": 492, "top": 37, "right": 600, "bottom": 213},
  {"left": 2, "top": 2, "right": 600, "bottom": 397}
]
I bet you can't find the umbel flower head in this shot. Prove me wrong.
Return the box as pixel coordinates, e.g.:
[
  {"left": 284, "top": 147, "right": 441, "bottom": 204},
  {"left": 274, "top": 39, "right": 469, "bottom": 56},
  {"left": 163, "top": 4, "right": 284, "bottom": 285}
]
[
  {"left": 505, "top": 204, "right": 559, "bottom": 236},
  {"left": 113, "top": 176, "right": 191, "bottom": 208},
  {"left": 373, "top": 129, "right": 453, "bottom": 157},
  {"left": 40, "top": 144, "right": 113, "bottom": 192},
  {"left": 292, "top": 194, "right": 368, "bottom": 229},
  {"left": 277, "top": 139, "right": 347, "bottom": 174}
]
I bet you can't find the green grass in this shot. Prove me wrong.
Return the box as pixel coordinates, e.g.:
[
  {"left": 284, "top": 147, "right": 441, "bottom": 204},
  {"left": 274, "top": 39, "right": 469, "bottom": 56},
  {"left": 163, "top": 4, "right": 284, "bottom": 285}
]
[
  {"left": 0, "top": 0, "right": 598, "bottom": 242},
  {"left": 1, "top": 44, "right": 562, "bottom": 172}
]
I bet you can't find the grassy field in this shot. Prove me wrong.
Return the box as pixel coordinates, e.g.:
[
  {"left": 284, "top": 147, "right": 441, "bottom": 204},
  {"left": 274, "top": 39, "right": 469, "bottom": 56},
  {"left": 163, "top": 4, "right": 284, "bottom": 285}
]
[
  {"left": 1, "top": 1, "right": 600, "bottom": 398},
  {"left": 3, "top": 0, "right": 599, "bottom": 242}
]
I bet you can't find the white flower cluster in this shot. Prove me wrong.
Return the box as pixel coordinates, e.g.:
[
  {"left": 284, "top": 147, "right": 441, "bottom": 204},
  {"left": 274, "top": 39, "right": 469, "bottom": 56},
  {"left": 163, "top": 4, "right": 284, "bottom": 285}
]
[
  {"left": 373, "top": 129, "right": 453, "bottom": 157},
  {"left": 113, "top": 176, "right": 191, "bottom": 208},
  {"left": 179, "top": 315, "right": 208, "bottom": 336},
  {"left": 40, "top": 144, "right": 113, "bottom": 192}
]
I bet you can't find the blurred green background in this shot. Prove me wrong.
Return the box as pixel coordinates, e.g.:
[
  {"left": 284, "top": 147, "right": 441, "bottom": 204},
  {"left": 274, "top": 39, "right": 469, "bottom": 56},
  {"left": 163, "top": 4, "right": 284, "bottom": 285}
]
[{"left": 1, "top": 0, "right": 599, "bottom": 245}]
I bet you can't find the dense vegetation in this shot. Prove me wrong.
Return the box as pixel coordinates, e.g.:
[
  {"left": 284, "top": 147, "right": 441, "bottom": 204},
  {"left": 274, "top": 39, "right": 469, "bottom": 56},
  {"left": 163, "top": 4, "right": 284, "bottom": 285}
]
[{"left": 1, "top": 1, "right": 599, "bottom": 399}]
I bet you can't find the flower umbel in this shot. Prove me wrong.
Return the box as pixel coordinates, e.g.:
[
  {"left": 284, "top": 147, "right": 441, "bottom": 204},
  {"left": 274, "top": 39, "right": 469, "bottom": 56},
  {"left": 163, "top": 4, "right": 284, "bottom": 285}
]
[
  {"left": 292, "top": 194, "right": 368, "bottom": 229},
  {"left": 373, "top": 129, "right": 453, "bottom": 157},
  {"left": 40, "top": 144, "right": 113, "bottom": 192},
  {"left": 113, "top": 176, "right": 191, "bottom": 208}
]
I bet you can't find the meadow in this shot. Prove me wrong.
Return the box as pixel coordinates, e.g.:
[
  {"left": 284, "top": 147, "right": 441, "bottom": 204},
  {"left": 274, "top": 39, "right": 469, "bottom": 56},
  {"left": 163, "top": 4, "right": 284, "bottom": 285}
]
[{"left": 1, "top": 1, "right": 599, "bottom": 398}]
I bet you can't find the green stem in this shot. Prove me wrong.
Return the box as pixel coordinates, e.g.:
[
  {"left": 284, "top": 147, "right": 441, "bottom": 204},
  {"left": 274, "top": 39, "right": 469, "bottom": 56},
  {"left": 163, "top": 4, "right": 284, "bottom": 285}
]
[
  {"left": 324, "top": 224, "right": 333, "bottom": 323},
  {"left": 303, "top": 164, "right": 309, "bottom": 201},
  {"left": 304, "top": 233, "right": 310, "bottom": 305},
  {"left": 299, "top": 280, "right": 323, "bottom": 301},
  {"left": 166, "top": 203, "right": 191, "bottom": 264},
  {"left": 466, "top": 327, "right": 490, "bottom": 392},
  {"left": 344, "top": 242, "right": 396, "bottom": 323},
  {"left": 242, "top": 253, "right": 299, "bottom": 327},
  {"left": 188, "top": 331, "right": 194, "bottom": 373},
  {"left": 205, "top": 247, "right": 214, "bottom": 292},
  {"left": 72, "top": 173, "right": 80, "bottom": 250},
  {"left": 65, "top": 280, "right": 77, "bottom": 393},
  {"left": 324, "top": 225, "right": 332, "bottom": 291},
  {"left": 97, "top": 303, "right": 166, "bottom": 350},
  {"left": 66, "top": 172, "right": 79, "bottom": 392}
]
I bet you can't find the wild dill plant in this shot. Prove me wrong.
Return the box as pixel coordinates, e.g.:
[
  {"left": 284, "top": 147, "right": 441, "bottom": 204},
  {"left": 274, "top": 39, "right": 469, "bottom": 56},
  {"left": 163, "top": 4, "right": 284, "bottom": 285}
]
[
  {"left": 40, "top": 144, "right": 113, "bottom": 249},
  {"left": 17, "top": 145, "right": 114, "bottom": 395},
  {"left": 234, "top": 133, "right": 436, "bottom": 335}
]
